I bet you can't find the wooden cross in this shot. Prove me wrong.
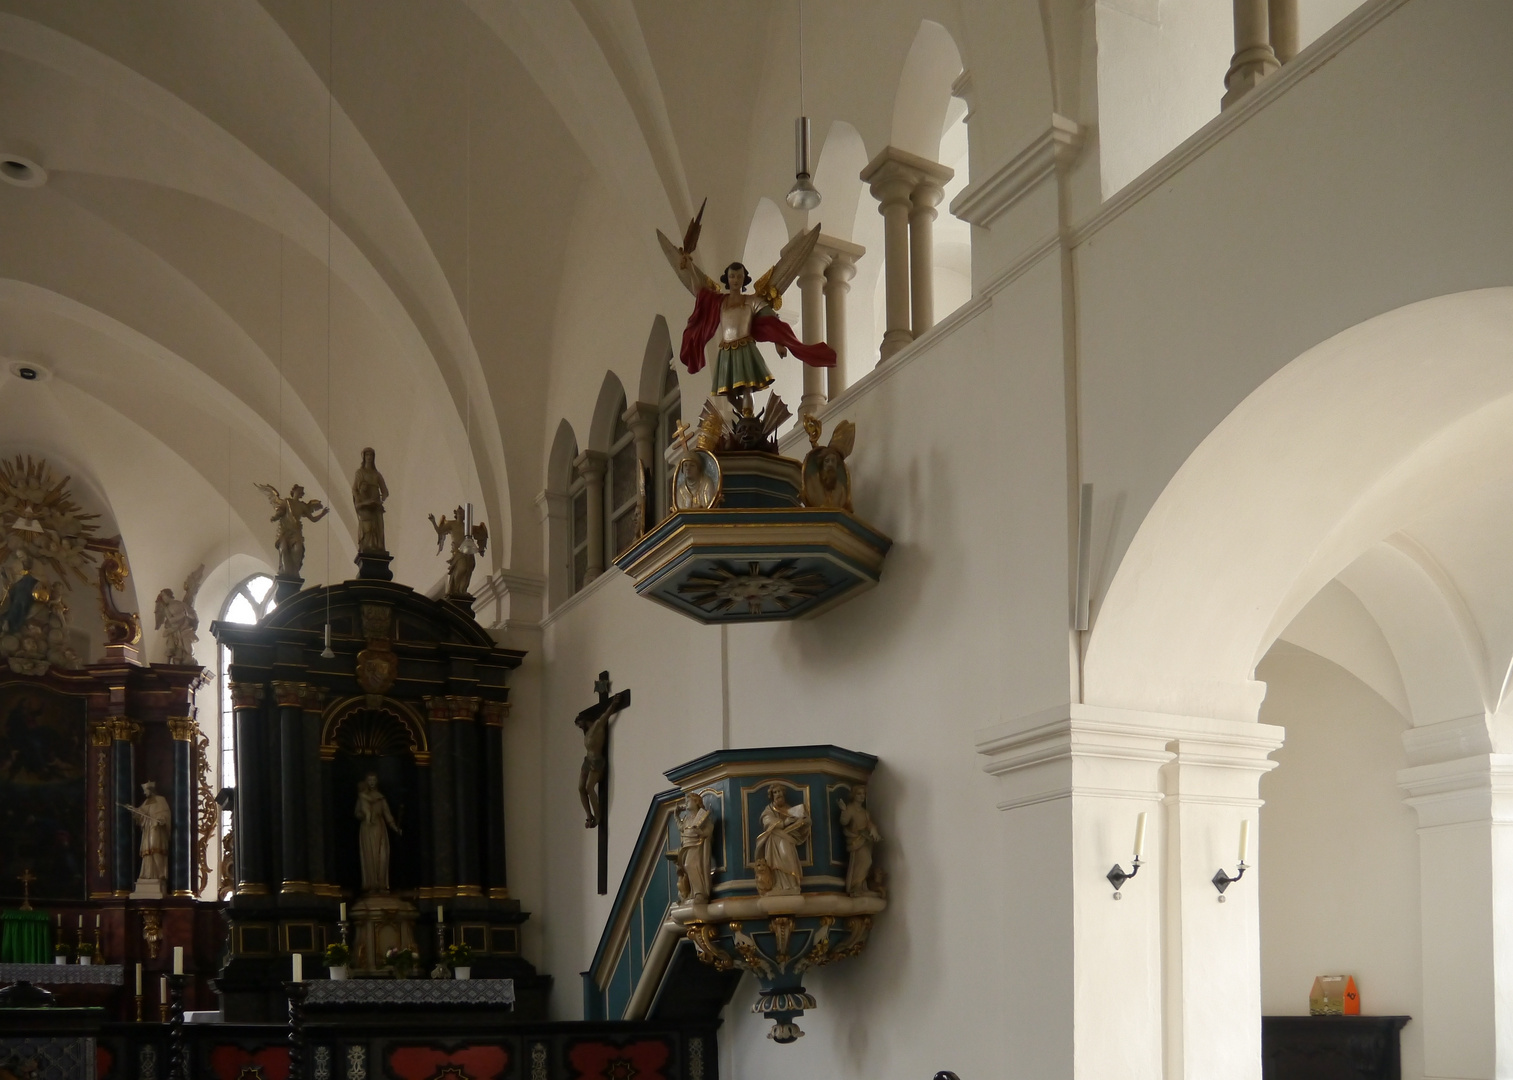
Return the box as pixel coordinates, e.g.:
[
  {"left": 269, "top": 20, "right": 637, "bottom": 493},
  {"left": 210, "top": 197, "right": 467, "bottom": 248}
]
[
  {"left": 575, "top": 671, "right": 631, "bottom": 895},
  {"left": 16, "top": 868, "right": 35, "bottom": 911}
]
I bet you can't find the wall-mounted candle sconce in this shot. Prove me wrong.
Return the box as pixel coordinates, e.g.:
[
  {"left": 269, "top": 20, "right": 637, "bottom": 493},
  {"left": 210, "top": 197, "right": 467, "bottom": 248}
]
[
  {"left": 1107, "top": 811, "right": 1147, "bottom": 899},
  {"left": 1212, "top": 819, "right": 1251, "bottom": 902}
]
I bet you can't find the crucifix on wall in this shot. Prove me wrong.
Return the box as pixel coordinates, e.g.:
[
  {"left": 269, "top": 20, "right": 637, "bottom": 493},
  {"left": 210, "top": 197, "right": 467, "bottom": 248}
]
[{"left": 575, "top": 670, "right": 631, "bottom": 895}]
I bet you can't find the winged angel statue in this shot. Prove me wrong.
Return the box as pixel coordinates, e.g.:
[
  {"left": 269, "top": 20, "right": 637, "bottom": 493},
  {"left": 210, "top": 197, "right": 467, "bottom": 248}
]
[
  {"left": 253, "top": 482, "right": 329, "bottom": 579},
  {"left": 659, "top": 201, "right": 836, "bottom": 410},
  {"left": 155, "top": 563, "right": 205, "bottom": 666}
]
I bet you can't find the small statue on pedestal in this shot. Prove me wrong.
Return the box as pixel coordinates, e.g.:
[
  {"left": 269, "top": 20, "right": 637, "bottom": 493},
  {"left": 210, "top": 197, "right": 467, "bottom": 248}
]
[
  {"left": 352, "top": 449, "right": 389, "bottom": 556},
  {"left": 355, "top": 773, "right": 400, "bottom": 895},
  {"left": 154, "top": 564, "right": 205, "bottom": 666},
  {"left": 754, "top": 785, "right": 809, "bottom": 897},
  {"left": 126, "top": 781, "right": 171, "bottom": 899},
  {"left": 254, "top": 483, "right": 329, "bottom": 578},
  {"left": 428, "top": 506, "right": 488, "bottom": 598},
  {"left": 658, "top": 202, "right": 835, "bottom": 412},
  {"left": 669, "top": 792, "right": 716, "bottom": 903},
  {"left": 839, "top": 784, "right": 884, "bottom": 898}
]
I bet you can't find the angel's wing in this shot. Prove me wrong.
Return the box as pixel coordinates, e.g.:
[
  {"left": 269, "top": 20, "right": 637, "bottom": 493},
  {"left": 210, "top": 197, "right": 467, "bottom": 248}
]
[
  {"left": 657, "top": 229, "right": 716, "bottom": 297},
  {"left": 253, "top": 482, "right": 281, "bottom": 508},
  {"left": 182, "top": 563, "right": 206, "bottom": 609},
  {"left": 828, "top": 419, "right": 856, "bottom": 459},
  {"left": 153, "top": 592, "right": 168, "bottom": 630},
  {"left": 472, "top": 521, "right": 489, "bottom": 557},
  {"left": 751, "top": 224, "right": 821, "bottom": 308}
]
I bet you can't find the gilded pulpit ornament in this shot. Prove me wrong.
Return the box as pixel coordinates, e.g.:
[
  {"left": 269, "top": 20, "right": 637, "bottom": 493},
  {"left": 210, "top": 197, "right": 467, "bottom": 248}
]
[
  {"left": 0, "top": 456, "right": 94, "bottom": 673},
  {"left": 154, "top": 563, "right": 205, "bottom": 666},
  {"left": 254, "top": 482, "right": 329, "bottom": 579},
  {"left": 126, "top": 780, "right": 171, "bottom": 899},
  {"left": 355, "top": 773, "right": 401, "bottom": 894},
  {"left": 800, "top": 416, "right": 855, "bottom": 512},
  {"left": 428, "top": 506, "right": 489, "bottom": 598}
]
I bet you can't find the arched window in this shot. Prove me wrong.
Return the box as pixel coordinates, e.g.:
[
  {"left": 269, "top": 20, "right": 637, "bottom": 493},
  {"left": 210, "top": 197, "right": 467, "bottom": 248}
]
[
  {"left": 607, "top": 396, "right": 639, "bottom": 558},
  {"left": 217, "top": 573, "right": 275, "bottom": 890},
  {"left": 654, "top": 361, "right": 682, "bottom": 522},
  {"left": 569, "top": 454, "right": 589, "bottom": 594}
]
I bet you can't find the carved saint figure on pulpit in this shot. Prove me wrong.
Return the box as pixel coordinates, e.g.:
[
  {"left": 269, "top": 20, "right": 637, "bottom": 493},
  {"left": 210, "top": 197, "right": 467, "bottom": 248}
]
[
  {"left": 754, "top": 784, "right": 809, "bottom": 896},
  {"left": 352, "top": 449, "right": 389, "bottom": 555},
  {"left": 658, "top": 203, "right": 835, "bottom": 410},
  {"left": 839, "top": 784, "right": 883, "bottom": 897},
  {"left": 254, "top": 483, "right": 329, "bottom": 578},
  {"left": 355, "top": 773, "right": 401, "bottom": 894},
  {"left": 128, "top": 781, "right": 171, "bottom": 886},
  {"left": 671, "top": 792, "right": 715, "bottom": 903}
]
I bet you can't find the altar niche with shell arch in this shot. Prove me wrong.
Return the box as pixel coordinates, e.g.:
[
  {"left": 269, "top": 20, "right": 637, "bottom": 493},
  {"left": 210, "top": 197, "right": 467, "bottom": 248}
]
[{"left": 321, "top": 696, "right": 430, "bottom": 896}]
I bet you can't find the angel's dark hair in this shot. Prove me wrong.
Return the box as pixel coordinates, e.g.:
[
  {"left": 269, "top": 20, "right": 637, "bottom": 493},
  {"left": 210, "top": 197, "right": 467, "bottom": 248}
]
[{"left": 721, "top": 262, "right": 751, "bottom": 292}]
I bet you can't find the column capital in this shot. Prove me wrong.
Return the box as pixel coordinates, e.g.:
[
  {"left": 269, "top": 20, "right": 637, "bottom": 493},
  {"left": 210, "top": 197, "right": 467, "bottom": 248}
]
[
  {"left": 535, "top": 488, "right": 570, "bottom": 522},
  {"left": 481, "top": 700, "right": 511, "bottom": 727},
  {"left": 106, "top": 717, "right": 143, "bottom": 742},
  {"left": 272, "top": 680, "right": 307, "bottom": 709},
  {"left": 1399, "top": 752, "right": 1513, "bottom": 828},
  {"left": 816, "top": 234, "right": 865, "bottom": 269},
  {"left": 229, "top": 682, "right": 265, "bottom": 710},
  {"left": 300, "top": 684, "right": 327, "bottom": 714},
  {"left": 448, "top": 695, "right": 482, "bottom": 721},
  {"left": 166, "top": 716, "right": 197, "bottom": 741},
  {"left": 622, "top": 401, "right": 659, "bottom": 440},
  {"left": 89, "top": 722, "right": 112, "bottom": 748},
  {"left": 574, "top": 449, "right": 608, "bottom": 479},
  {"left": 860, "top": 145, "right": 953, "bottom": 194}
]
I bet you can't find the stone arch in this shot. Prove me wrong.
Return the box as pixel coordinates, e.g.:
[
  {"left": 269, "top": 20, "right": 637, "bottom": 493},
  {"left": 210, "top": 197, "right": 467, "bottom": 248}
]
[
  {"left": 588, "top": 371, "right": 630, "bottom": 455},
  {"left": 890, "top": 20, "right": 964, "bottom": 161},
  {"left": 542, "top": 418, "right": 580, "bottom": 611},
  {"left": 636, "top": 315, "right": 675, "bottom": 407},
  {"left": 1083, "top": 288, "right": 1513, "bottom": 735}
]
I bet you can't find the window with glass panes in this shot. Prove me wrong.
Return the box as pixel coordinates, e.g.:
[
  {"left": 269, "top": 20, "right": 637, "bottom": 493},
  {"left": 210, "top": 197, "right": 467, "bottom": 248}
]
[
  {"left": 607, "top": 397, "right": 640, "bottom": 558},
  {"left": 217, "top": 573, "right": 276, "bottom": 886},
  {"left": 655, "top": 362, "right": 682, "bottom": 522},
  {"left": 570, "top": 449, "right": 589, "bottom": 594}
]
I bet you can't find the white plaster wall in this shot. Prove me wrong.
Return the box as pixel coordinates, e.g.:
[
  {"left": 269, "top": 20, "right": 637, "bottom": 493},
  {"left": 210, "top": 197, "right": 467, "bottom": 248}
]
[{"left": 1257, "top": 642, "right": 1423, "bottom": 1078}]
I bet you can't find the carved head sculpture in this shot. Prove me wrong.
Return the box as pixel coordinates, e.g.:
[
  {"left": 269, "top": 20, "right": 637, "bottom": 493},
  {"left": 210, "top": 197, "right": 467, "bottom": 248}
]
[
  {"left": 362, "top": 773, "right": 378, "bottom": 792},
  {"left": 290, "top": 484, "right": 305, "bottom": 500},
  {"left": 721, "top": 262, "right": 750, "bottom": 293},
  {"left": 361, "top": 447, "right": 376, "bottom": 468},
  {"left": 767, "top": 783, "right": 788, "bottom": 810},
  {"left": 851, "top": 784, "right": 867, "bottom": 806}
]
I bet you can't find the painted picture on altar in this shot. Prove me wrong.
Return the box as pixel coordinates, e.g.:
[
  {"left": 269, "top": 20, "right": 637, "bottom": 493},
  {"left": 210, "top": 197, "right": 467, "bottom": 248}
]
[{"left": 0, "top": 685, "right": 87, "bottom": 900}]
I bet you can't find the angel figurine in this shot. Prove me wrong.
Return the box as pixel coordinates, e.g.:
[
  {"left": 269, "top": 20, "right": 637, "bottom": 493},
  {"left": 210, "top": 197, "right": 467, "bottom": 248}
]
[
  {"left": 428, "top": 506, "right": 488, "bottom": 598},
  {"left": 155, "top": 563, "right": 205, "bottom": 665},
  {"left": 253, "top": 482, "right": 330, "bottom": 578},
  {"left": 658, "top": 200, "right": 836, "bottom": 411}
]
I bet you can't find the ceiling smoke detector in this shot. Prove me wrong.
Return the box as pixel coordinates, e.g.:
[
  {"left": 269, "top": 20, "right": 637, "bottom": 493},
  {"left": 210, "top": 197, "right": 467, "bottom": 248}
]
[
  {"left": 0, "top": 155, "right": 47, "bottom": 188},
  {"left": 7, "top": 359, "right": 51, "bottom": 382}
]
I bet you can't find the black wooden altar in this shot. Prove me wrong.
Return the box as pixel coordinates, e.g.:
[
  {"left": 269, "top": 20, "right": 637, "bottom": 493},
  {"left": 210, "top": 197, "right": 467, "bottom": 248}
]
[
  {"left": 212, "top": 580, "right": 547, "bottom": 1020},
  {"left": 1262, "top": 1015, "right": 1411, "bottom": 1080}
]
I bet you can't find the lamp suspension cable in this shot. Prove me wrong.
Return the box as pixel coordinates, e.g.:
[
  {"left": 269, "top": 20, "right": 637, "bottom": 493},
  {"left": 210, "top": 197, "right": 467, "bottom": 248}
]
[
  {"left": 321, "top": 0, "right": 336, "bottom": 659},
  {"left": 459, "top": 29, "right": 478, "bottom": 558},
  {"left": 785, "top": 0, "right": 821, "bottom": 210}
]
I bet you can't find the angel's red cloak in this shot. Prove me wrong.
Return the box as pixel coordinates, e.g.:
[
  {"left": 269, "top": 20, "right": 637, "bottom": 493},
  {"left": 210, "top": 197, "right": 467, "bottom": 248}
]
[{"left": 679, "top": 288, "right": 837, "bottom": 375}]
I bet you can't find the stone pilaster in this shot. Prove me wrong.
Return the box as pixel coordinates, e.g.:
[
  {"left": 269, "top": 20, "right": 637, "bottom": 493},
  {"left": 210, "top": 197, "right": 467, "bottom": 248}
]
[
  {"left": 575, "top": 450, "right": 608, "bottom": 582},
  {"left": 229, "top": 682, "right": 268, "bottom": 895},
  {"left": 820, "top": 236, "right": 864, "bottom": 397},
  {"left": 861, "top": 147, "right": 954, "bottom": 358}
]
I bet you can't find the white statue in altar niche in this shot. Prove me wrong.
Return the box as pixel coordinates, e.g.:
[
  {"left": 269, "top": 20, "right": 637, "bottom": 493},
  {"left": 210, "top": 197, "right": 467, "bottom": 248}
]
[
  {"left": 154, "top": 563, "right": 205, "bottom": 666},
  {"left": 254, "top": 482, "right": 329, "bottom": 578},
  {"left": 126, "top": 780, "right": 171, "bottom": 898},
  {"left": 355, "top": 773, "right": 401, "bottom": 894},
  {"left": 352, "top": 448, "right": 389, "bottom": 555},
  {"left": 839, "top": 784, "right": 883, "bottom": 897},
  {"left": 754, "top": 784, "right": 809, "bottom": 896},
  {"left": 670, "top": 792, "right": 716, "bottom": 903}
]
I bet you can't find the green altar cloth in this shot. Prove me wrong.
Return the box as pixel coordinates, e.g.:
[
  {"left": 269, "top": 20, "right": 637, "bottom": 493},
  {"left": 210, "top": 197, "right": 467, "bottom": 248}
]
[{"left": 1, "top": 909, "right": 53, "bottom": 963}]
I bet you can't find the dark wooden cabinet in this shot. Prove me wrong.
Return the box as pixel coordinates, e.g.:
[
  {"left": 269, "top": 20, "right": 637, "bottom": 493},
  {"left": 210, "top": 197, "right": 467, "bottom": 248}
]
[{"left": 1262, "top": 1015, "right": 1410, "bottom": 1080}]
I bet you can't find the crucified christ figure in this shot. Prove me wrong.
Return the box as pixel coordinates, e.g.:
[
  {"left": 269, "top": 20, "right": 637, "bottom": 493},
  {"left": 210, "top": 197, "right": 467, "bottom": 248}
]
[{"left": 574, "top": 671, "right": 630, "bottom": 828}]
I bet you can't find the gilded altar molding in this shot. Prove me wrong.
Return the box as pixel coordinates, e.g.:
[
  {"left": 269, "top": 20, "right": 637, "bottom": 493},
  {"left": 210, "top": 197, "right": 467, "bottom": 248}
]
[
  {"left": 105, "top": 717, "right": 142, "bottom": 742},
  {"left": 229, "top": 682, "right": 264, "bottom": 710},
  {"left": 194, "top": 728, "right": 216, "bottom": 895}
]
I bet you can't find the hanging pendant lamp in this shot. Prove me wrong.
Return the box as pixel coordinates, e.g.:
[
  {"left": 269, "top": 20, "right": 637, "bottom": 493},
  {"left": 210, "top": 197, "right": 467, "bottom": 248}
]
[{"left": 784, "top": 0, "right": 821, "bottom": 211}]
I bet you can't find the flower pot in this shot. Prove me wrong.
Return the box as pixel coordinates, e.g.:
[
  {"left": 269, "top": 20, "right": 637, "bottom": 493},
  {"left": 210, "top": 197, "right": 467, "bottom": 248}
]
[
  {"left": 329, "top": 965, "right": 348, "bottom": 981},
  {"left": 54, "top": 956, "right": 67, "bottom": 965},
  {"left": 77, "top": 956, "right": 92, "bottom": 966},
  {"left": 453, "top": 966, "right": 471, "bottom": 981}
]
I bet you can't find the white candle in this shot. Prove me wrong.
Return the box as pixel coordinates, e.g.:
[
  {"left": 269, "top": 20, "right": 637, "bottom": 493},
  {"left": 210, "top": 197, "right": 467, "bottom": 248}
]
[
  {"left": 173, "top": 946, "right": 183, "bottom": 975},
  {"left": 339, "top": 902, "right": 347, "bottom": 922},
  {"left": 77, "top": 916, "right": 83, "bottom": 930},
  {"left": 292, "top": 953, "right": 302, "bottom": 983},
  {"left": 1133, "top": 812, "right": 1148, "bottom": 860},
  {"left": 135, "top": 963, "right": 142, "bottom": 996},
  {"left": 437, "top": 905, "right": 444, "bottom": 925},
  {"left": 96, "top": 914, "right": 101, "bottom": 929},
  {"left": 1238, "top": 819, "right": 1251, "bottom": 864},
  {"left": 160, "top": 975, "right": 168, "bottom": 1003}
]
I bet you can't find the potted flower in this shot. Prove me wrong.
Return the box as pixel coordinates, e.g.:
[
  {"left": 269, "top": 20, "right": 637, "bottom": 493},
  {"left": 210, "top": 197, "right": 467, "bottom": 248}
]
[
  {"left": 323, "top": 943, "right": 350, "bottom": 981},
  {"left": 384, "top": 946, "right": 417, "bottom": 980},
  {"left": 53, "top": 942, "right": 68, "bottom": 966},
  {"left": 75, "top": 942, "right": 95, "bottom": 967},
  {"left": 445, "top": 943, "right": 474, "bottom": 981}
]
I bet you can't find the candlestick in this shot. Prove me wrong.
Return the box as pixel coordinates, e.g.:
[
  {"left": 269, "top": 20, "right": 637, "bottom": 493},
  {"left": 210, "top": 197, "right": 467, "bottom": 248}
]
[
  {"left": 1133, "top": 812, "right": 1148, "bottom": 859},
  {"left": 173, "top": 945, "right": 183, "bottom": 975},
  {"left": 1238, "top": 819, "right": 1251, "bottom": 864},
  {"left": 134, "top": 993, "right": 143, "bottom": 1022}
]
